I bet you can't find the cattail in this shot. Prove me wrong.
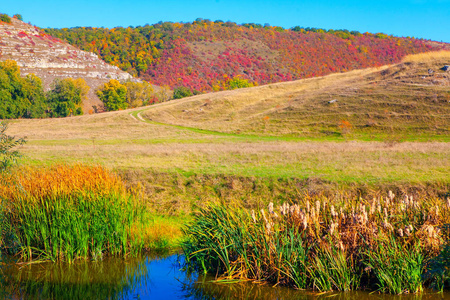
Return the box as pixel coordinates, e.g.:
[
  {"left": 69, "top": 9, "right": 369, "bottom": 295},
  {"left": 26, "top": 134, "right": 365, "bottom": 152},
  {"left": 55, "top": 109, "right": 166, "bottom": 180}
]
[
  {"left": 251, "top": 210, "right": 257, "bottom": 223},
  {"left": 405, "top": 225, "right": 413, "bottom": 236},
  {"left": 315, "top": 201, "right": 321, "bottom": 215},
  {"left": 388, "top": 190, "right": 395, "bottom": 201},
  {"left": 362, "top": 209, "right": 368, "bottom": 223},
  {"left": 266, "top": 222, "right": 272, "bottom": 235},
  {"left": 331, "top": 205, "right": 337, "bottom": 219},
  {"left": 261, "top": 209, "right": 267, "bottom": 224},
  {"left": 294, "top": 204, "right": 300, "bottom": 216},
  {"left": 338, "top": 241, "right": 345, "bottom": 252},
  {"left": 369, "top": 203, "right": 375, "bottom": 215},
  {"left": 306, "top": 201, "right": 310, "bottom": 213},
  {"left": 330, "top": 222, "right": 338, "bottom": 235},
  {"left": 382, "top": 219, "right": 393, "bottom": 231},
  {"left": 302, "top": 212, "right": 308, "bottom": 230}
]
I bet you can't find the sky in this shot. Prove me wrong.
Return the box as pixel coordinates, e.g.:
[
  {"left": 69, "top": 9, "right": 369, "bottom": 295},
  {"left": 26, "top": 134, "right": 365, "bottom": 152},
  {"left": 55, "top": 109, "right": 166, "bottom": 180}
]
[{"left": 2, "top": 0, "right": 450, "bottom": 42}]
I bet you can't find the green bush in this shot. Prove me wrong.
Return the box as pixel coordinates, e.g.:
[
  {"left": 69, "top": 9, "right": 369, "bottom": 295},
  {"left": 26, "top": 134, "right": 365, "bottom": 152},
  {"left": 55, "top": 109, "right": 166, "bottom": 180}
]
[
  {"left": 0, "top": 14, "right": 11, "bottom": 23},
  {"left": 173, "top": 86, "right": 193, "bottom": 99}
]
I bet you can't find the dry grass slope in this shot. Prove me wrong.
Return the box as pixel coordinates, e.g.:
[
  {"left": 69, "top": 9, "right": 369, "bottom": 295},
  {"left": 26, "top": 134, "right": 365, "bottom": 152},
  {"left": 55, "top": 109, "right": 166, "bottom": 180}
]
[{"left": 142, "top": 51, "right": 450, "bottom": 139}]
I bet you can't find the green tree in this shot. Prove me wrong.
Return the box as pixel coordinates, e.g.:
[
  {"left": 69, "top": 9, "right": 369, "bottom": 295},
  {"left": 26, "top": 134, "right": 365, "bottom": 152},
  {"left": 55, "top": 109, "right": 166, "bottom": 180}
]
[
  {"left": 173, "top": 86, "right": 193, "bottom": 99},
  {"left": 47, "top": 78, "right": 88, "bottom": 117},
  {"left": 97, "top": 79, "right": 128, "bottom": 111},
  {"left": 0, "top": 60, "right": 47, "bottom": 119},
  {"left": 0, "top": 14, "right": 11, "bottom": 23},
  {"left": 13, "top": 14, "right": 23, "bottom": 21}
]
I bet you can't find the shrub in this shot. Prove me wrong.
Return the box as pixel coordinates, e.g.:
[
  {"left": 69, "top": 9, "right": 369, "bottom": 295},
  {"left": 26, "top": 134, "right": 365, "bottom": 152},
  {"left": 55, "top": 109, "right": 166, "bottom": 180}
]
[
  {"left": 0, "top": 14, "right": 11, "bottom": 23},
  {"left": 173, "top": 86, "right": 193, "bottom": 99}
]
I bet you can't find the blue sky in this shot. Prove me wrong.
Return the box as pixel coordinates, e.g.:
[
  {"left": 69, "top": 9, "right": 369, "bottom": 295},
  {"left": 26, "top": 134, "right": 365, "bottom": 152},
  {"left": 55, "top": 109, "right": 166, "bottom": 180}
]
[{"left": 2, "top": 0, "right": 450, "bottom": 42}]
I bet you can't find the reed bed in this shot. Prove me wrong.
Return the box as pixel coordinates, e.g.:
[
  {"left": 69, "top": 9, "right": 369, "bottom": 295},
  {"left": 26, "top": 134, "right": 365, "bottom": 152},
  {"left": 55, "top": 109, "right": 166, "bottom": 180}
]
[
  {"left": 182, "top": 194, "right": 450, "bottom": 294},
  {"left": 0, "top": 164, "right": 145, "bottom": 262}
]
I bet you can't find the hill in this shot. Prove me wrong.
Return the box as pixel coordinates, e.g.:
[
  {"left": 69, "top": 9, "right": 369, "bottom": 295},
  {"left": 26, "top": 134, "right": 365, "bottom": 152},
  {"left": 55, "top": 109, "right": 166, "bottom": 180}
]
[
  {"left": 44, "top": 20, "right": 449, "bottom": 93},
  {"left": 0, "top": 16, "right": 136, "bottom": 112},
  {"left": 5, "top": 52, "right": 450, "bottom": 204},
  {"left": 138, "top": 51, "right": 450, "bottom": 140}
]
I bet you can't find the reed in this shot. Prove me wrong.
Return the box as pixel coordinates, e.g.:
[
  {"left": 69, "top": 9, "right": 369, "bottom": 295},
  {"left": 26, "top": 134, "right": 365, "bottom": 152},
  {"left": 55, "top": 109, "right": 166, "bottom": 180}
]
[
  {"left": 183, "top": 193, "right": 450, "bottom": 293},
  {"left": 0, "top": 164, "right": 145, "bottom": 261}
]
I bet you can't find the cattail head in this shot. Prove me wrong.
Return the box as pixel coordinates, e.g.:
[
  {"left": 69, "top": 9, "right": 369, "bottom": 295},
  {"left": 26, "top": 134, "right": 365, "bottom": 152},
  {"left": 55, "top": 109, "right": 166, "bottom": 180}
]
[
  {"left": 388, "top": 190, "right": 395, "bottom": 201},
  {"left": 251, "top": 210, "right": 257, "bottom": 223}
]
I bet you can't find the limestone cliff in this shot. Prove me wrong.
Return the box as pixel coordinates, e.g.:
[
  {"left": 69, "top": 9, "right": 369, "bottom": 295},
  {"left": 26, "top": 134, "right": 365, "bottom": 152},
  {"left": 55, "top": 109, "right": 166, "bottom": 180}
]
[{"left": 0, "top": 18, "right": 137, "bottom": 112}]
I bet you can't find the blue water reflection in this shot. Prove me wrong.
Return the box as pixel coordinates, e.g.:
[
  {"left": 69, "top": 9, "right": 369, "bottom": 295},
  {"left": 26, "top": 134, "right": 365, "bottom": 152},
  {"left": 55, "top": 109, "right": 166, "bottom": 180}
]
[{"left": 1, "top": 254, "right": 450, "bottom": 300}]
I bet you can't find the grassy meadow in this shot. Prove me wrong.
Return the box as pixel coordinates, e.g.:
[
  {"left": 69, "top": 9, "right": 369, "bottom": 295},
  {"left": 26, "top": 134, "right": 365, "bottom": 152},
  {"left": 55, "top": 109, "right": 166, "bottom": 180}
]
[{"left": 1, "top": 52, "right": 449, "bottom": 293}]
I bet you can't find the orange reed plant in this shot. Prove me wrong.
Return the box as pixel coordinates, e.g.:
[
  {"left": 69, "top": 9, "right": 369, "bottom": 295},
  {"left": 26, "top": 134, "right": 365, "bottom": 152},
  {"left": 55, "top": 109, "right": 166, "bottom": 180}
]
[{"left": 0, "top": 164, "right": 144, "bottom": 262}]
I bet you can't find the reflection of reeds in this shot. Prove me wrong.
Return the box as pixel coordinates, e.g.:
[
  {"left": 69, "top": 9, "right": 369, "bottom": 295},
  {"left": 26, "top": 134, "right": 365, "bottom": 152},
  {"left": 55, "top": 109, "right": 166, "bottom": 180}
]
[
  {"left": 0, "top": 164, "right": 145, "bottom": 261},
  {"left": 0, "top": 256, "right": 149, "bottom": 300},
  {"left": 183, "top": 193, "right": 450, "bottom": 294}
]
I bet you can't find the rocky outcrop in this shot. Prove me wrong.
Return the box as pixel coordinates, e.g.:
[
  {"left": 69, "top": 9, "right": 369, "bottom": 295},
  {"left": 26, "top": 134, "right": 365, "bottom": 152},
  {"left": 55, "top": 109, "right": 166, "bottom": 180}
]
[{"left": 0, "top": 18, "right": 137, "bottom": 112}]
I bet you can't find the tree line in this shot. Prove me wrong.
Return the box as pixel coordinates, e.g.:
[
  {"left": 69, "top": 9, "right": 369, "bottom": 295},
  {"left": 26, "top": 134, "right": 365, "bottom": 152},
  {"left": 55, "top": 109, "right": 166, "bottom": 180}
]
[{"left": 0, "top": 60, "right": 172, "bottom": 119}]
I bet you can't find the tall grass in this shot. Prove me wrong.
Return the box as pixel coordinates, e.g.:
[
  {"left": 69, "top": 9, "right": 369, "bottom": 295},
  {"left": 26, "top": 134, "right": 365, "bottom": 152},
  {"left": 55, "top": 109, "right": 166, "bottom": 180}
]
[
  {"left": 0, "top": 164, "right": 145, "bottom": 261},
  {"left": 183, "top": 193, "right": 450, "bottom": 294},
  {"left": 365, "top": 237, "right": 423, "bottom": 294}
]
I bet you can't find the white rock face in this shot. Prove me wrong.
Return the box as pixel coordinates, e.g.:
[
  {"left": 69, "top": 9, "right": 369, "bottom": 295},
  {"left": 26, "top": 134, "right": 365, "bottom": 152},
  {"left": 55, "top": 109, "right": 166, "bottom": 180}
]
[{"left": 0, "top": 18, "right": 138, "bottom": 112}]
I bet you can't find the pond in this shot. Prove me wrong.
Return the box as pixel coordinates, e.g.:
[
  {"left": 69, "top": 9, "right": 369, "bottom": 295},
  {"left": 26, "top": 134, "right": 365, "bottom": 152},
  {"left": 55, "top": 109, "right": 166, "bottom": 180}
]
[{"left": 0, "top": 253, "right": 449, "bottom": 300}]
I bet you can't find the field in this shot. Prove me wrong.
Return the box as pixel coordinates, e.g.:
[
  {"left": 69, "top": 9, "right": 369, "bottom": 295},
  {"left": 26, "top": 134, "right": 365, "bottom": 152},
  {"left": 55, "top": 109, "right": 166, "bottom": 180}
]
[
  {"left": 2, "top": 52, "right": 450, "bottom": 293},
  {"left": 7, "top": 53, "right": 450, "bottom": 193}
]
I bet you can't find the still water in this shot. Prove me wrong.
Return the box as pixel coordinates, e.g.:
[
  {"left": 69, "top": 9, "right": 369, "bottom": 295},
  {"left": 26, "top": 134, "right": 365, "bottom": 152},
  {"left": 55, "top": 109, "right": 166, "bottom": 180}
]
[{"left": 1, "top": 253, "right": 449, "bottom": 300}]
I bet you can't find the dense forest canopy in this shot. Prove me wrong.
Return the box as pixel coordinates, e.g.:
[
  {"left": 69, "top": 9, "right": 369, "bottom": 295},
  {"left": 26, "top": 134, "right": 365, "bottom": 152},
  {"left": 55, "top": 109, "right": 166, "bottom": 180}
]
[{"left": 44, "top": 20, "right": 441, "bottom": 92}]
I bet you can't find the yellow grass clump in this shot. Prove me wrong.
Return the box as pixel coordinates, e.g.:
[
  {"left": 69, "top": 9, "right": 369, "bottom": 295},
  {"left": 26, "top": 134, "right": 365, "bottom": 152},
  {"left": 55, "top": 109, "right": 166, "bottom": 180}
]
[
  {"left": 402, "top": 50, "right": 450, "bottom": 63},
  {"left": 0, "top": 164, "right": 126, "bottom": 202}
]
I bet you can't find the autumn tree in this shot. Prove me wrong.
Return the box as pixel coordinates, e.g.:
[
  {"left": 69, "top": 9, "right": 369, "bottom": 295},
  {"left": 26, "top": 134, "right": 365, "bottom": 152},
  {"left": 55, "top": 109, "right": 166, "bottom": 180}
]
[
  {"left": 226, "top": 76, "right": 254, "bottom": 90},
  {"left": 123, "top": 81, "right": 154, "bottom": 107},
  {"left": 97, "top": 79, "right": 127, "bottom": 111}
]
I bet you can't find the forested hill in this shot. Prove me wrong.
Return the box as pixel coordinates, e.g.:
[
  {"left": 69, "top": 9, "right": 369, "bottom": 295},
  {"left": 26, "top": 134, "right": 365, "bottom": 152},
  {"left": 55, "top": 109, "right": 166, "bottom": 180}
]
[{"left": 44, "top": 20, "right": 448, "bottom": 92}]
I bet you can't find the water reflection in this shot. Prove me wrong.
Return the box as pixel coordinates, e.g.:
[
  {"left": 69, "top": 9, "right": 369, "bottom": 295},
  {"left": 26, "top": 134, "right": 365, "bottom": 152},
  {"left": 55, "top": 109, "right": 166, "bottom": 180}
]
[{"left": 1, "top": 254, "right": 449, "bottom": 300}]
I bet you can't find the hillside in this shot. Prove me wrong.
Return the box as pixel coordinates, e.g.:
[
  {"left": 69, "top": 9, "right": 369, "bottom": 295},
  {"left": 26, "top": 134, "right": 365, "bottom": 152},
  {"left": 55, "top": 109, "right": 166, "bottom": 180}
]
[
  {"left": 44, "top": 20, "right": 449, "bottom": 93},
  {"left": 0, "top": 16, "right": 136, "bottom": 112},
  {"left": 139, "top": 51, "right": 450, "bottom": 140}
]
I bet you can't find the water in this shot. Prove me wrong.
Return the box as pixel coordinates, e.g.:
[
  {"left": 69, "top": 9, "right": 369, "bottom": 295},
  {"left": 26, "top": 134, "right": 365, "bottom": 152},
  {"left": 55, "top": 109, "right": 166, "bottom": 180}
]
[{"left": 0, "top": 253, "right": 449, "bottom": 300}]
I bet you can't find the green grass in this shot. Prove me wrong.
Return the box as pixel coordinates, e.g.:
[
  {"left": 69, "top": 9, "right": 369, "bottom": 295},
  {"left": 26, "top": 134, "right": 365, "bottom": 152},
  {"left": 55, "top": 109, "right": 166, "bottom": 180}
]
[{"left": 2, "top": 192, "right": 144, "bottom": 262}]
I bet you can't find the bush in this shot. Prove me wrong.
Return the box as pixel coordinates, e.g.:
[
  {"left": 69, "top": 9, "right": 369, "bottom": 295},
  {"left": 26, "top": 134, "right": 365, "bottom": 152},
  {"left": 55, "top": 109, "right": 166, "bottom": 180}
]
[
  {"left": 0, "top": 122, "right": 26, "bottom": 173},
  {"left": 13, "top": 14, "right": 23, "bottom": 21},
  {"left": 173, "top": 86, "right": 193, "bottom": 99},
  {"left": 0, "top": 14, "right": 11, "bottom": 23}
]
